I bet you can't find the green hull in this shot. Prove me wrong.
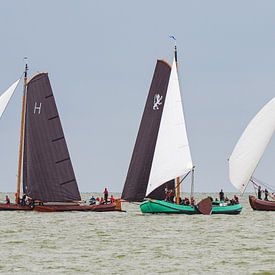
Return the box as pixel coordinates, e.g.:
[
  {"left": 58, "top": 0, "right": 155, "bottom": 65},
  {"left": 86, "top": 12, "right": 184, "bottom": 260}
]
[{"left": 140, "top": 200, "right": 242, "bottom": 215}]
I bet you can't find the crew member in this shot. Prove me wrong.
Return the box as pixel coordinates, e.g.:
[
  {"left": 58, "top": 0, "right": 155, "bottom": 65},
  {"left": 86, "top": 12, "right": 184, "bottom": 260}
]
[
  {"left": 89, "top": 196, "right": 96, "bottom": 205},
  {"left": 264, "top": 189, "right": 269, "bottom": 201},
  {"left": 110, "top": 195, "right": 115, "bottom": 203},
  {"left": 103, "top": 188, "right": 109, "bottom": 203},
  {"left": 234, "top": 195, "right": 239, "bottom": 204},
  {"left": 257, "top": 186, "right": 262, "bottom": 200},
  {"left": 5, "top": 195, "right": 10, "bottom": 204},
  {"left": 219, "top": 189, "right": 225, "bottom": 201},
  {"left": 21, "top": 194, "right": 27, "bottom": 206}
]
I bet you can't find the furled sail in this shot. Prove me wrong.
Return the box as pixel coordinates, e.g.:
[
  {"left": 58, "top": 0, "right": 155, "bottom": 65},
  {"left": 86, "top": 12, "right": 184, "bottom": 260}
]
[
  {"left": 122, "top": 60, "right": 172, "bottom": 201},
  {"left": 0, "top": 79, "right": 20, "bottom": 118},
  {"left": 229, "top": 98, "right": 275, "bottom": 193},
  {"left": 146, "top": 59, "right": 193, "bottom": 196},
  {"left": 23, "top": 73, "right": 81, "bottom": 202}
]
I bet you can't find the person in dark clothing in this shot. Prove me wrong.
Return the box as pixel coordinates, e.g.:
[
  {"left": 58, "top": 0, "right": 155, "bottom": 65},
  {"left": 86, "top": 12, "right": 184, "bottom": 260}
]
[
  {"left": 219, "top": 189, "right": 225, "bottom": 201},
  {"left": 257, "top": 186, "right": 262, "bottom": 200},
  {"left": 27, "top": 197, "right": 35, "bottom": 208},
  {"left": 89, "top": 196, "right": 96, "bottom": 205},
  {"left": 169, "top": 189, "right": 175, "bottom": 203},
  {"left": 21, "top": 194, "right": 26, "bottom": 206},
  {"left": 164, "top": 186, "right": 169, "bottom": 201},
  {"left": 103, "top": 188, "right": 109, "bottom": 203},
  {"left": 264, "top": 189, "right": 269, "bottom": 201},
  {"left": 184, "top": 197, "right": 190, "bottom": 205},
  {"left": 233, "top": 195, "right": 239, "bottom": 204},
  {"left": 5, "top": 195, "right": 10, "bottom": 204}
]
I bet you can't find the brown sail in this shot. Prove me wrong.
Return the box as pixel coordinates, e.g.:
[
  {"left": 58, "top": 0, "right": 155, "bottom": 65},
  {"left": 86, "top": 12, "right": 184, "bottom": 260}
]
[
  {"left": 22, "top": 73, "right": 81, "bottom": 202},
  {"left": 122, "top": 60, "right": 172, "bottom": 202}
]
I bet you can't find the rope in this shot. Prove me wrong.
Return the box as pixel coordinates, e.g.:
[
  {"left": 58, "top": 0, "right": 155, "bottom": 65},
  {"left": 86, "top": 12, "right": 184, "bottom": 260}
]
[
  {"left": 251, "top": 178, "right": 275, "bottom": 199},
  {"left": 252, "top": 177, "right": 275, "bottom": 192},
  {"left": 174, "top": 171, "right": 191, "bottom": 190}
]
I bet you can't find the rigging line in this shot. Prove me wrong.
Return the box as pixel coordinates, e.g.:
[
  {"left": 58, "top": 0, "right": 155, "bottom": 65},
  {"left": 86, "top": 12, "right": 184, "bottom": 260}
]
[
  {"left": 174, "top": 170, "right": 191, "bottom": 190},
  {"left": 251, "top": 179, "right": 275, "bottom": 199},
  {"left": 251, "top": 177, "right": 275, "bottom": 191}
]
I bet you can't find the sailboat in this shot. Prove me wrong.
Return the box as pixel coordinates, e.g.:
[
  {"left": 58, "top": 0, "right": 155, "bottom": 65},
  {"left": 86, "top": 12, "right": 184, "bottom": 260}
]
[
  {"left": 0, "top": 63, "right": 121, "bottom": 212},
  {"left": 229, "top": 98, "right": 275, "bottom": 211},
  {"left": 122, "top": 45, "right": 242, "bottom": 215}
]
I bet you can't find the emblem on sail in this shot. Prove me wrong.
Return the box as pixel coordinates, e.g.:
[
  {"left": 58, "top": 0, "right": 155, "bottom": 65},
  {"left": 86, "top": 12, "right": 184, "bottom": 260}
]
[
  {"left": 34, "top": 102, "right": 42, "bottom": 114},
  {"left": 153, "top": 94, "right": 163, "bottom": 110}
]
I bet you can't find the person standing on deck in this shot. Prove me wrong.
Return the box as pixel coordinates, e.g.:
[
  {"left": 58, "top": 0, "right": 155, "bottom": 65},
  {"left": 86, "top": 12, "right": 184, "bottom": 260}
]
[
  {"left": 264, "top": 189, "right": 269, "bottom": 201},
  {"left": 219, "top": 189, "right": 225, "bottom": 201},
  {"left": 110, "top": 195, "right": 115, "bottom": 203},
  {"left": 257, "top": 186, "right": 262, "bottom": 200},
  {"left": 5, "top": 195, "right": 10, "bottom": 204},
  {"left": 103, "top": 188, "right": 109, "bottom": 203},
  {"left": 21, "top": 194, "right": 27, "bottom": 206},
  {"left": 164, "top": 185, "right": 169, "bottom": 201}
]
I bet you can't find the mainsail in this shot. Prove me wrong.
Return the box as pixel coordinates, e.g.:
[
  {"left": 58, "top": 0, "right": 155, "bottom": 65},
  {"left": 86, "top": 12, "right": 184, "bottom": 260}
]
[
  {"left": 146, "top": 59, "right": 193, "bottom": 196},
  {"left": 122, "top": 58, "right": 193, "bottom": 201},
  {"left": 122, "top": 60, "right": 172, "bottom": 201},
  {"left": 0, "top": 79, "right": 20, "bottom": 118},
  {"left": 23, "top": 73, "right": 81, "bottom": 202},
  {"left": 229, "top": 98, "right": 275, "bottom": 193}
]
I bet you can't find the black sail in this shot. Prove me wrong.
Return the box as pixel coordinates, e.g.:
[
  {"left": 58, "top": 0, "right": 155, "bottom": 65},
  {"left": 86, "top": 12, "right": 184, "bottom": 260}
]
[
  {"left": 122, "top": 60, "right": 172, "bottom": 202},
  {"left": 147, "top": 179, "right": 175, "bottom": 200},
  {"left": 23, "top": 73, "right": 81, "bottom": 202}
]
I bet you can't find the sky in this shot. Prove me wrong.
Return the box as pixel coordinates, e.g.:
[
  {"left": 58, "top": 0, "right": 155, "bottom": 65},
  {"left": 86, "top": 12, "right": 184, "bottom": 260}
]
[{"left": 0, "top": 0, "right": 275, "bottom": 193}]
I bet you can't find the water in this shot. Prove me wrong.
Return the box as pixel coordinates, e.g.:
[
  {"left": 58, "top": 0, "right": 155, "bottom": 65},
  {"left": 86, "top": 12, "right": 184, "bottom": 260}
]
[{"left": 0, "top": 193, "right": 274, "bottom": 274}]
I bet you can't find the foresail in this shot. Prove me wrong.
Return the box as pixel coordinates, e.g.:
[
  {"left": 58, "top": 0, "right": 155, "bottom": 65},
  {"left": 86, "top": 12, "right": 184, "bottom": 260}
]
[
  {"left": 0, "top": 79, "right": 20, "bottom": 118},
  {"left": 146, "top": 59, "right": 193, "bottom": 196},
  {"left": 23, "top": 73, "right": 81, "bottom": 202},
  {"left": 122, "top": 60, "right": 171, "bottom": 201},
  {"left": 229, "top": 98, "right": 275, "bottom": 193}
]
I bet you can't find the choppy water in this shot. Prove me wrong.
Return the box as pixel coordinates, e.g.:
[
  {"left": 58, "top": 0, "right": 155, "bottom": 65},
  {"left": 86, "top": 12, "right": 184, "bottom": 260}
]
[{"left": 0, "top": 192, "right": 274, "bottom": 274}]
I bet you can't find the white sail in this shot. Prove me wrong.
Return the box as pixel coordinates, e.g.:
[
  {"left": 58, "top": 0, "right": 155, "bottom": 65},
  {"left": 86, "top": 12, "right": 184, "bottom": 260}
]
[
  {"left": 146, "top": 59, "right": 193, "bottom": 196},
  {"left": 229, "top": 98, "right": 275, "bottom": 193},
  {"left": 0, "top": 79, "right": 20, "bottom": 118}
]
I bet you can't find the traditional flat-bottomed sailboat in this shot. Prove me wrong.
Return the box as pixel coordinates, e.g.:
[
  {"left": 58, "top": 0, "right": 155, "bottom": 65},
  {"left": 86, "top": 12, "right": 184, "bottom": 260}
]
[
  {"left": 229, "top": 98, "right": 275, "bottom": 211},
  {"left": 0, "top": 63, "right": 121, "bottom": 212},
  {"left": 122, "top": 44, "right": 242, "bottom": 215}
]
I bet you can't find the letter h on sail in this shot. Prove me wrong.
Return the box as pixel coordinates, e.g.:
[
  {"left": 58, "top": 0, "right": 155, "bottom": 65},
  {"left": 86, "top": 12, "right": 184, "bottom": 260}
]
[{"left": 34, "top": 102, "right": 42, "bottom": 114}]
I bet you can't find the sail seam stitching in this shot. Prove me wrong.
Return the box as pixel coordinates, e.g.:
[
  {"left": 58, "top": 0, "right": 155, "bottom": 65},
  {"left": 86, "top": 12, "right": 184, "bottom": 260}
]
[
  {"left": 56, "top": 157, "right": 70, "bottom": 164},
  {"left": 52, "top": 136, "right": 64, "bottom": 142},
  {"left": 60, "top": 179, "right": 76, "bottom": 186}
]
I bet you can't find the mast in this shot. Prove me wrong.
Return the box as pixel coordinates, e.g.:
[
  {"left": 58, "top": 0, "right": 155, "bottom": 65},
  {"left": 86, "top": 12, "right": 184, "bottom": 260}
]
[
  {"left": 172, "top": 36, "right": 181, "bottom": 205},
  {"left": 191, "top": 166, "right": 195, "bottom": 198},
  {"left": 16, "top": 59, "right": 28, "bottom": 204}
]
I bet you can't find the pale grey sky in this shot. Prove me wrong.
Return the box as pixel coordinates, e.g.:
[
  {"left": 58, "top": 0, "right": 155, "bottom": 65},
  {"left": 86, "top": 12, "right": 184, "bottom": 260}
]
[{"left": 0, "top": 0, "right": 275, "bottom": 193}]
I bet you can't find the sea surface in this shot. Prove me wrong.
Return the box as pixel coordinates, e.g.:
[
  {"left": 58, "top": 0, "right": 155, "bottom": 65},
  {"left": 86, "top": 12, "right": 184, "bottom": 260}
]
[{"left": 0, "top": 192, "right": 274, "bottom": 274}]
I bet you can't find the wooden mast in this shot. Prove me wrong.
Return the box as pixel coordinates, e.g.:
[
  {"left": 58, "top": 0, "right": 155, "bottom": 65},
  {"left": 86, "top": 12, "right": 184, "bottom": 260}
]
[
  {"left": 16, "top": 60, "right": 28, "bottom": 204},
  {"left": 172, "top": 38, "right": 181, "bottom": 205},
  {"left": 191, "top": 166, "right": 195, "bottom": 198}
]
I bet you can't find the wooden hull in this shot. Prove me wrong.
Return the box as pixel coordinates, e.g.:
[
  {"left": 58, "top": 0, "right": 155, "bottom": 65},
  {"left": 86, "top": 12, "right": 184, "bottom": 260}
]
[
  {"left": 0, "top": 203, "right": 33, "bottom": 211},
  {"left": 0, "top": 202, "right": 122, "bottom": 212},
  {"left": 249, "top": 195, "right": 275, "bottom": 211},
  {"left": 34, "top": 203, "right": 121, "bottom": 212},
  {"left": 140, "top": 200, "right": 242, "bottom": 215}
]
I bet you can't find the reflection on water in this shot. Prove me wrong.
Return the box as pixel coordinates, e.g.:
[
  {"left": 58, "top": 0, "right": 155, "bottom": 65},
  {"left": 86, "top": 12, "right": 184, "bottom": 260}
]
[{"left": 0, "top": 193, "right": 274, "bottom": 274}]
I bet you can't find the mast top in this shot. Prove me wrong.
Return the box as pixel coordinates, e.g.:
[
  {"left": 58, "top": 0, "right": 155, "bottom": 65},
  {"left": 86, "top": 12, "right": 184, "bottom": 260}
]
[
  {"left": 24, "top": 57, "right": 28, "bottom": 78},
  {"left": 169, "top": 35, "right": 177, "bottom": 63}
]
